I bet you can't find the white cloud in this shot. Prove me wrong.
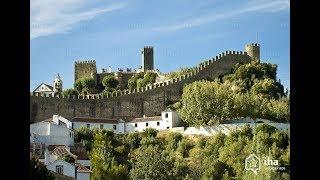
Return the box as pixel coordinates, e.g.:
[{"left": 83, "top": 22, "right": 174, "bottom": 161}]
[
  {"left": 152, "top": 0, "right": 289, "bottom": 32},
  {"left": 31, "top": 0, "right": 127, "bottom": 39}
]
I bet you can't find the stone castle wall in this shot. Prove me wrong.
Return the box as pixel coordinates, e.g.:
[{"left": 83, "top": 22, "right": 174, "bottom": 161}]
[{"left": 30, "top": 51, "right": 252, "bottom": 123}]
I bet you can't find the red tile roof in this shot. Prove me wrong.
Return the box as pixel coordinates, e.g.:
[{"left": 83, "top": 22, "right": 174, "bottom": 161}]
[
  {"left": 130, "top": 116, "right": 162, "bottom": 123},
  {"left": 52, "top": 146, "right": 77, "bottom": 159},
  {"left": 76, "top": 163, "right": 92, "bottom": 173},
  {"left": 48, "top": 145, "right": 67, "bottom": 151},
  {"left": 72, "top": 117, "right": 119, "bottom": 124}
]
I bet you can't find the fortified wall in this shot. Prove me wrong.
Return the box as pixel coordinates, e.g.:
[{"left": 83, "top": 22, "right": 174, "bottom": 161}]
[{"left": 30, "top": 44, "right": 260, "bottom": 123}]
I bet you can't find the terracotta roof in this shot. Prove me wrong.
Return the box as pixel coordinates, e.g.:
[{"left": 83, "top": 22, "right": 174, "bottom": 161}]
[
  {"left": 72, "top": 117, "right": 119, "bottom": 124},
  {"left": 76, "top": 163, "right": 92, "bottom": 173},
  {"left": 48, "top": 145, "right": 67, "bottom": 151},
  {"left": 52, "top": 146, "right": 77, "bottom": 159},
  {"left": 130, "top": 116, "right": 162, "bottom": 123}
]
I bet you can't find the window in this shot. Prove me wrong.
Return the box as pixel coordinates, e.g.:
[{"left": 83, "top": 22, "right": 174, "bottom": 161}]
[
  {"left": 87, "top": 124, "right": 90, "bottom": 128},
  {"left": 113, "top": 125, "right": 117, "bottom": 130},
  {"left": 69, "top": 132, "right": 72, "bottom": 138},
  {"left": 100, "top": 124, "right": 103, "bottom": 129},
  {"left": 56, "top": 165, "right": 63, "bottom": 174},
  {"left": 167, "top": 127, "right": 169, "bottom": 129},
  {"left": 157, "top": 122, "right": 160, "bottom": 126},
  {"left": 135, "top": 123, "right": 137, "bottom": 127},
  {"left": 146, "top": 123, "right": 148, "bottom": 127},
  {"left": 165, "top": 113, "right": 168, "bottom": 118}
]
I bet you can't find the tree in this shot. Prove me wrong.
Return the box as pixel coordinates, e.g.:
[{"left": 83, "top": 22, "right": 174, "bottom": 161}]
[
  {"left": 130, "top": 145, "right": 172, "bottom": 180},
  {"left": 90, "top": 130, "right": 128, "bottom": 180},
  {"left": 74, "top": 77, "right": 97, "bottom": 94},
  {"left": 251, "top": 78, "right": 285, "bottom": 99},
  {"left": 62, "top": 88, "right": 78, "bottom": 97},
  {"left": 74, "top": 127, "right": 94, "bottom": 151},
  {"left": 102, "top": 75, "right": 119, "bottom": 89},
  {"left": 30, "top": 157, "right": 54, "bottom": 180},
  {"left": 74, "top": 79, "right": 83, "bottom": 93},
  {"left": 128, "top": 72, "right": 144, "bottom": 89}
]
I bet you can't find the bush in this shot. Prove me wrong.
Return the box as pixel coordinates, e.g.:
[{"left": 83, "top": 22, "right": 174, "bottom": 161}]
[
  {"left": 102, "top": 75, "right": 119, "bottom": 89},
  {"left": 62, "top": 88, "right": 78, "bottom": 97}
]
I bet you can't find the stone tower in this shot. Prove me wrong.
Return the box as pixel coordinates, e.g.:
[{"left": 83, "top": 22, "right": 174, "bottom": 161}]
[
  {"left": 74, "top": 60, "right": 97, "bottom": 82},
  {"left": 245, "top": 43, "right": 260, "bottom": 61},
  {"left": 141, "top": 46, "right": 154, "bottom": 71},
  {"left": 53, "top": 73, "right": 63, "bottom": 94}
]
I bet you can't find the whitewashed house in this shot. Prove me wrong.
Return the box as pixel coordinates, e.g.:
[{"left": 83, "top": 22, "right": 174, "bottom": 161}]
[
  {"left": 32, "top": 83, "right": 54, "bottom": 96},
  {"left": 125, "top": 109, "right": 182, "bottom": 132},
  {"left": 44, "top": 146, "right": 91, "bottom": 180},
  {"left": 71, "top": 117, "right": 126, "bottom": 134},
  {"left": 30, "top": 115, "right": 74, "bottom": 147}
]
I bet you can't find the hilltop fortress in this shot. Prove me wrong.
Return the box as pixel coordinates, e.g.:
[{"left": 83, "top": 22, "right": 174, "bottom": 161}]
[{"left": 30, "top": 43, "right": 260, "bottom": 123}]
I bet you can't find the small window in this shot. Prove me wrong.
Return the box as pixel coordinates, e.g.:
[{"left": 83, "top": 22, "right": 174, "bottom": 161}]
[
  {"left": 69, "top": 132, "right": 72, "bottom": 138},
  {"left": 87, "top": 124, "right": 90, "bottom": 128},
  {"left": 165, "top": 113, "right": 168, "bottom": 118},
  {"left": 157, "top": 122, "right": 160, "bottom": 126},
  {"left": 135, "top": 123, "right": 137, "bottom": 127},
  {"left": 146, "top": 123, "right": 148, "bottom": 127},
  {"left": 100, "top": 124, "right": 103, "bottom": 129},
  {"left": 113, "top": 125, "right": 117, "bottom": 130},
  {"left": 167, "top": 127, "right": 169, "bottom": 129},
  {"left": 56, "top": 165, "right": 63, "bottom": 174}
]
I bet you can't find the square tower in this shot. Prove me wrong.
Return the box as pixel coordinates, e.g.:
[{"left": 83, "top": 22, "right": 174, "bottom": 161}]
[{"left": 141, "top": 46, "right": 154, "bottom": 71}]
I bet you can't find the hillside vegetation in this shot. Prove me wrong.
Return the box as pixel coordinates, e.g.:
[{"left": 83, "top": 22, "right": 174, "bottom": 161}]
[
  {"left": 75, "top": 124, "right": 290, "bottom": 180},
  {"left": 167, "top": 60, "right": 289, "bottom": 125}
]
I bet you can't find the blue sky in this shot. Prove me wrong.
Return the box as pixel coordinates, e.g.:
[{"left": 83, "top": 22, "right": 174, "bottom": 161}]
[{"left": 31, "top": 0, "right": 290, "bottom": 91}]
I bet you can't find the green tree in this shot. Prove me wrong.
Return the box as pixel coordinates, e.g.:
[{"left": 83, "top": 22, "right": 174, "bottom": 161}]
[
  {"left": 62, "top": 88, "right": 78, "bottom": 97},
  {"left": 90, "top": 130, "right": 128, "bottom": 180},
  {"left": 102, "top": 75, "right": 119, "bottom": 89},
  {"left": 74, "top": 77, "right": 97, "bottom": 94},
  {"left": 74, "top": 127, "right": 94, "bottom": 151},
  {"left": 130, "top": 145, "right": 172, "bottom": 180},
  {"left": 251, "top": 78, "right": 285, "bottom": 99}
]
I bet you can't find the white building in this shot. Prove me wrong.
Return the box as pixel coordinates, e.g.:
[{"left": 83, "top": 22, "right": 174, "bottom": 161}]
[
  {"left": 126, "top": 109, "right": 182, "bottom": 132},
  {"left": 44, "top": 146, "right": 91, "bottom": 180},
  {"left": 30, "top": 115, "right": 74, "bottom": 147},
  {"left": 33, "top": 73, "right": 63, "bottom": 96},
  {"left": 32, "top": 83, "right": 54, "bottom": 96},
  {"left": 71, "top": 117, "right": 126, "bottom": 134}
]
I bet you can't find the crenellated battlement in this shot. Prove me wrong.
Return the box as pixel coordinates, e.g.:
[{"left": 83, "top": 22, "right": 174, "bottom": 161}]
[
  {"left": 74, "top": 60, "right": 96, "bottom": 64},
  {"left": 30, "top": 43, "right": 256, "bottom": 123},
  {"left": 31, "top": 50, "right": 250, "bottom": 100}
]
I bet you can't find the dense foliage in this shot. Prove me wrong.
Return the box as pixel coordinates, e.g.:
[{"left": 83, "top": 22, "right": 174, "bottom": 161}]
[
  {"left": 165, "top": 67, "right": 194, "bottom": 80},
  {"left": 177, "top": 60, "right": 289, "bottom": 126},
  {"left": 102, "top": 75, "right": 119, "bottom": 92},
  {"left": 62, "top": 88, "right": 78, "bottom": 97},
  {"left": 128, "top": 72, "right": 157, "bottom": 89},
  {"left": 74, "top": 77, "right": 97, "bottom": 95},
  {"left": 75, "top": 125, "right": 289, "bottom": 180}
]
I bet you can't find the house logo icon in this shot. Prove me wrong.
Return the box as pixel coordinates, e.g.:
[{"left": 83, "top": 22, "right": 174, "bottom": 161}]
[{"left": 245, "top": 154, "right": 261, "bottom": 175}]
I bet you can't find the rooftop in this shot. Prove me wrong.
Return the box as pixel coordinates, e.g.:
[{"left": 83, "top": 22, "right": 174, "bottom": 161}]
[
  {"left": 72, "top": 117, "right": 119, "bottom": 124},
  {"left": 130, "top": 116, "right": 162, "bottom": 123}
]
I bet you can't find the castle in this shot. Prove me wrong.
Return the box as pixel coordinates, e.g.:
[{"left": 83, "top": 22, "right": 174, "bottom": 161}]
[
  {"left": 30, "top": 43, "right": 260, "bottom": 123},
  {"left": 74, "top": 46, "right": 156, "bottom": 90}
]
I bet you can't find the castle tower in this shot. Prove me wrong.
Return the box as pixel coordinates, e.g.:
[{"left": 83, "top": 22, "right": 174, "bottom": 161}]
[
  {"left": 53, "top": 73, "right": 63, "bottom": 94},
  {"left": 245, "top": 43, "right": 260, "bottom": 61},
  {"left": 141, "top": 46, "right": 154, "bottom": 71},
  {"left": 74, "top": 60, "right": 97, "bottom": 82}
]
